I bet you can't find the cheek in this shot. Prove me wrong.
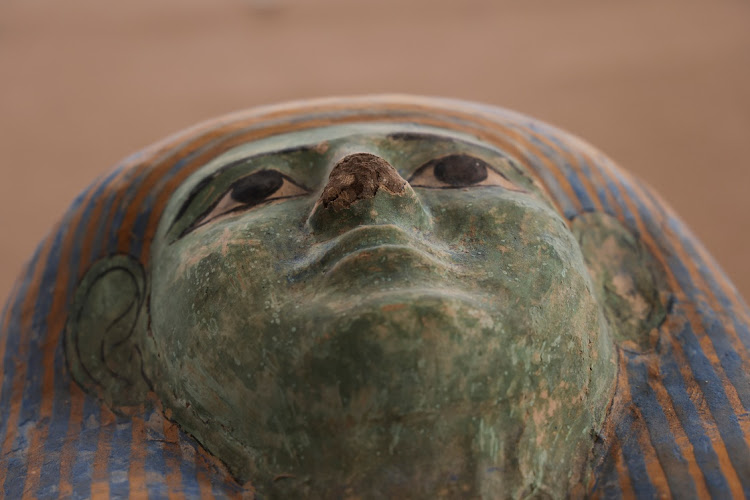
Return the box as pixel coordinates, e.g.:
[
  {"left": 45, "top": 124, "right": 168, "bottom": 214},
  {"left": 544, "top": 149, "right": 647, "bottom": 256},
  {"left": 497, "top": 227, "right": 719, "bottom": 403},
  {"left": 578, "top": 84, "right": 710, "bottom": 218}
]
[
  {"left": 149, "top": 227, "right": 286, "bottom": 372},
  {"left": 148, "top": 237, "right": 292, "bottom": 429},
  {"left": 427, "top": 190, "right": 573, "bottom": 295},
  {"left": 424, "top": 190, "right": 604, "bottom": 380}
]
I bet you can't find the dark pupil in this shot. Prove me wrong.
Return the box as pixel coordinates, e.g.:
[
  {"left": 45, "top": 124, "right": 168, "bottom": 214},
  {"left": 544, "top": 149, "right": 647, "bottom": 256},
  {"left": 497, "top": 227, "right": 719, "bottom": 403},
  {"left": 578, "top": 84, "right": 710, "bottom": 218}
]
[
  {"left": 433, "top": 154, "right": 489, "bottom": 186},
  {"left": 230, "top": 169, "right": 284, "bottom": 205}
]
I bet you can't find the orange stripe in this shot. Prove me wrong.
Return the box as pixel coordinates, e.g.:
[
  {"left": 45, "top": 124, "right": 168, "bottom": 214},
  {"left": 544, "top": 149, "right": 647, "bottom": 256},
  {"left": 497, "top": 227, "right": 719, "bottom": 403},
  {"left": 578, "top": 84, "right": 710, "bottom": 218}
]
[
  {"left": 0, "top": 276, "right": 22, "bottom": 409},
  {"left": 0, "top": 281, "right": 21, "bottom": 481},
  {"left": 519, "top": 126, "right": 604, "bottom": 213},
  {"left": 197, "top": 471, "right": 213, "bottom": 499},
  {"left": 0, "top": 275, "right": 22, "bottom": 335},
  {"left": 58, "top": 382, "right": 85, "bottom": 497},
  {"left": 560, "top": 138, "right": 625, "bottom": 221},
  {"left": 129, "top": 415, "right": 148, "bottom": 499},
  {"left": 587, "top": 158, "right": 621, "bottom": 218},
  {"left": 162, "top": 417, "right": 185, "bottom": 500},
  {"left": 617, "top": 357, "right": 672, "bottom": 496},
  {"left": 96, "top": 131, "right": 214, "bottom": 261},
  {"left": 195, "top": 452, "right": 214, "bottom": 500},
  {"left": 568, "top": 141, "right": 622, "bottom": 219},
  {"left": 646, "top": 357, "right": 712, "bottom": 498},
  {"left": 603, "top": 164, "right": 745, "bottom": 493},
  {"left": 76, "top": 178, "right": 130, "bottom": 268},
  {"left": 606, "top": 350, "right": 637, "bottom": 499},
  {"left": 0, "top": 229, "right": 57, "bottom": 488},
  {"left": 221, "top": 466, "right": 243, "bottom": 500},
  {"left": 90, "top": 406, "right": 115, "bottom": 499},
  {"left": 614, "top": 440, "right": 637, "bottom": 500}
]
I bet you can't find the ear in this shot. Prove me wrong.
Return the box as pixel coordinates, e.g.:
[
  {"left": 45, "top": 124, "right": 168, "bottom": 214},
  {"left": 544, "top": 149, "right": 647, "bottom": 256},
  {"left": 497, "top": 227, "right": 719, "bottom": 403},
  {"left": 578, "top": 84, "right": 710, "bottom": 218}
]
[
  {"left": 572, "top": 212, "right": 672, "bottom": 351},
  {"left": 64, "top": 254, "right": 151, "bottom": 409}
]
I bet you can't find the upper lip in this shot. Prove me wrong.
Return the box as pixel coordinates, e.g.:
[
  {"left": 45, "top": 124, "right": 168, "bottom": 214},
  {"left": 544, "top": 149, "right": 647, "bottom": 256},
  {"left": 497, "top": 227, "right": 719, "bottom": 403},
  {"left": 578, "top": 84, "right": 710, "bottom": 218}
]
[{"left": 291, "top": 224, "right": 453, "bottom": 279}]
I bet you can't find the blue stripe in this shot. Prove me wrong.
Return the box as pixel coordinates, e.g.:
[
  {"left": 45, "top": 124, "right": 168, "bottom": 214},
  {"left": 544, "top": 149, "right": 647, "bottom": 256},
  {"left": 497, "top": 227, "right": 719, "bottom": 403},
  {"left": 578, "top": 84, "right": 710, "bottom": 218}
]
[
  {"left": 3, "top": 454, "right": 27, "bottom": 498},
  {"left": 70, "top": 395, "right": 101, "bottom": 499},
  {"left": 144, "top": 409, "right": 169, "bottom": 499},
  {"left": 523, "top": 125, "right": 599, "bottom": 214},
  {"left": 592, "top": 153, "right": 640, "bottom": 236},
  {"left": 129, "top": 209, "right": 151, "bottom": 258},
  {"left": 590, "top": 459, "right": 623, "bottom": 499},
  {"left": 178, "top": 431, "right": 204, "bottom": 497},
  {"left": 625, "top": 353, "right": 697, "bottom": 497},
  {"left": 105, "top": 168, "right": 151, "bottom": 256},
  {"left": 573, "top": 150, "right": 616, "bottom": 216},
  {"left": 107, "top": 417, "right": 132, "bottom": 498},
  {"left": 524, "top": 133, "right": 597, "bottom": 213},
  {"left": 0, "top": 277, "right": 21, "bottom": 335},
  {"left": 658, "top": 338, "right": 734, "bottom": 498},
  {"left": 507, "top": 140, "right": 579, "bottom": 218},
  {"left": 589, "top": 434, "right": 624, "bottom": 499},
  {"left": 615, "top": 404, "right": 659, "bottom": 499},
  {"left": 674, "top": 319, "right": 750, "bottom": 496}
]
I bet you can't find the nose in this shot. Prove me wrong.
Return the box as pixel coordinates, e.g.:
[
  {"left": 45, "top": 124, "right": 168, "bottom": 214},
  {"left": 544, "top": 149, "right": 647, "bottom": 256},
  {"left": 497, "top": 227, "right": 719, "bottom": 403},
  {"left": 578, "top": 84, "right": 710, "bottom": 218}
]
[{"left": 307, "top": 153, "right": 431, "bottom": 236}]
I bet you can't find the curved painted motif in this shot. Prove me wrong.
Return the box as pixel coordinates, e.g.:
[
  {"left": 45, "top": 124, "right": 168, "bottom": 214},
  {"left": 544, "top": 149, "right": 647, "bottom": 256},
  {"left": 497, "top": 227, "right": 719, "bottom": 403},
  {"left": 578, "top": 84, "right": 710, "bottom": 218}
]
[{"left": 1, "top": 96, "right": 748, "bottom": 498}]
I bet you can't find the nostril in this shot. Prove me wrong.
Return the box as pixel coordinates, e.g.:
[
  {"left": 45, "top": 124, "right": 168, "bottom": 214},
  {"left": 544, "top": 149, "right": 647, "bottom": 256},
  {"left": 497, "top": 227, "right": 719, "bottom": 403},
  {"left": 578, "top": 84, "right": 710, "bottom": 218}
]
[{"left": 318, "top": 153, "right": 406, "bottom": 211}]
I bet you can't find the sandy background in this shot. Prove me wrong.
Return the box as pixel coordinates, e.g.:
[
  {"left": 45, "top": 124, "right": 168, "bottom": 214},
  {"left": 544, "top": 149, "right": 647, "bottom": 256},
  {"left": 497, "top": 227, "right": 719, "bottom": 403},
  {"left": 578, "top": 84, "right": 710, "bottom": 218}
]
[{"left": 1, "top": 0, "right": 749, "bottom": 305}]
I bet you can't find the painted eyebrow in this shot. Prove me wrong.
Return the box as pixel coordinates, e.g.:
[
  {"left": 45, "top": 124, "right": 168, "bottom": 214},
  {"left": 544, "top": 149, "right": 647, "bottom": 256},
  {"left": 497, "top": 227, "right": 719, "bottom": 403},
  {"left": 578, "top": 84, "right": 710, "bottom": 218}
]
[
  {"left": 387, "top": 132, "right": 456, "bottom": 142},
  {"left": 170, "top": 144, "right": 316, "bottom": 231}
]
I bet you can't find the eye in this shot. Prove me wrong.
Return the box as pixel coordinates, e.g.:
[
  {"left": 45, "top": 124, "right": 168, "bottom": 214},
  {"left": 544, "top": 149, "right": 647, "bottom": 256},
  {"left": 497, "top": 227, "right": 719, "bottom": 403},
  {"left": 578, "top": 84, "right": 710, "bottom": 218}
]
[
  {"left": 191, "top": 169, "right": 309, "bottom": 229},
  {"left": 408, "top": 154, "right": 524, "bottom": 191}
]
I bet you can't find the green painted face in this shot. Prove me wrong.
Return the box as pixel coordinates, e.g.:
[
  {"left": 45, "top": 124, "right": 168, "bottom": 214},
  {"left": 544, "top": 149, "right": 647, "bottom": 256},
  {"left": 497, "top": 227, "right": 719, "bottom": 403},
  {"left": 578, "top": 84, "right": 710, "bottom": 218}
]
[{"left": 147, "top": 124, "right": 615, "bottom": 496}]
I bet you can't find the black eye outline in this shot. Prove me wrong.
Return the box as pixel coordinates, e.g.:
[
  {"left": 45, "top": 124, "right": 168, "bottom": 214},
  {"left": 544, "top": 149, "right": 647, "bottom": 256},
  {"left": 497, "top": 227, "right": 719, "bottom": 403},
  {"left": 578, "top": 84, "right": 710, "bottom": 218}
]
[
  {"left": 408, "top": 154, "right": 525, "bottom": 191},
  {"left": 180, "top": 169, "right": 310, "bottom": 237}
]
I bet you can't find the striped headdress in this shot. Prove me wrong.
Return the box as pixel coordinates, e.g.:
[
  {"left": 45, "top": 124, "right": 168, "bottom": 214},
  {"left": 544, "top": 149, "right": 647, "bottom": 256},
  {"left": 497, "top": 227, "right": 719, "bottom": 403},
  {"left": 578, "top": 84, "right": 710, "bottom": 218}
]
[{"left": 2, "top": 96, "right": 748, "bottom": 498}]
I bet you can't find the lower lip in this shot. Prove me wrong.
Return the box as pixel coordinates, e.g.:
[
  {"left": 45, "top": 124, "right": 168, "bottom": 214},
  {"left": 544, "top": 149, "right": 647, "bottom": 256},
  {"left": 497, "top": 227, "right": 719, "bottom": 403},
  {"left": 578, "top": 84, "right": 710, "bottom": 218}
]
[{"left": 317, "top": 244, "right": 454, "bottom": 292}]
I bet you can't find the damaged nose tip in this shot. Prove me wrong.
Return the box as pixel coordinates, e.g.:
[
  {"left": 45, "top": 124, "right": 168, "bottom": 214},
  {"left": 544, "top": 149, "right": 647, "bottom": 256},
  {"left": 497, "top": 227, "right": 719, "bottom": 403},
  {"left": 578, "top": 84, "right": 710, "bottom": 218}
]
[{"left": 318, "top": 153, "right": 407, "bottom": 211}]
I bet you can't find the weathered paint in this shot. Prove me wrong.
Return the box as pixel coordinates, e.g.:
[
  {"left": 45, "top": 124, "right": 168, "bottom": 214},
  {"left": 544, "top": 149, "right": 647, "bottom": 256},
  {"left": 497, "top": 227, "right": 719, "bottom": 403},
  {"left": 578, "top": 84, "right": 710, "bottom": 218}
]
[
  {"left": 131, "top": 126, "right": 615, "bottom": 496},
  {"left": 0, "top": 96, "right": 747, "bottom": 498}
]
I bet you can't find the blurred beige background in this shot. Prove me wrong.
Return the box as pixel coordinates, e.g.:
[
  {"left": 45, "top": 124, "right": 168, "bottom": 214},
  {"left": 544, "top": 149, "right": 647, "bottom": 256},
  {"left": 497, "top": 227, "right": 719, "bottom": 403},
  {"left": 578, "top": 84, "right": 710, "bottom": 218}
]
[{"left": 1, "top": 0, "right": 749, "bottom": 305}]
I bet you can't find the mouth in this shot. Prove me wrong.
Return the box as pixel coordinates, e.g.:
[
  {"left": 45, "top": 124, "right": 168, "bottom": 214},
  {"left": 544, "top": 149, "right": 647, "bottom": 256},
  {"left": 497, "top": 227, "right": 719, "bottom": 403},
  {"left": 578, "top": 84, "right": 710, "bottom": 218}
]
[
  {"left": 291, "top": 224, "right": 456, "bottom": 285},
  {"left": 320, "top": 243, "right": 453, "bottom": 288}
]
